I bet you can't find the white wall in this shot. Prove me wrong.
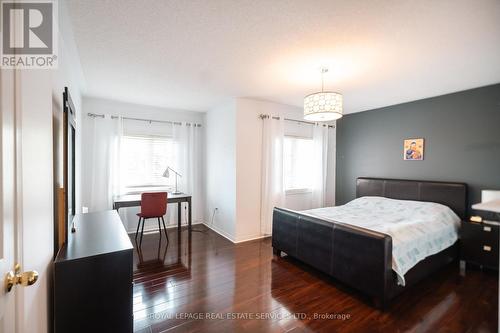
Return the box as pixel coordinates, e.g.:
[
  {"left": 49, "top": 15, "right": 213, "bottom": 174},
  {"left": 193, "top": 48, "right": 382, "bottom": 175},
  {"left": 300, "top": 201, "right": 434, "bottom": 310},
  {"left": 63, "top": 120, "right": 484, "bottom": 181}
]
[
  {"left": 83, "top": 96, "right": 204, "bottom": 124},
  {"left": 235, "top": 98, "right": 337, "bottom": 242},
  {"left": 81, "top": 97, "right": 206, "bottom": 232},
  {"left": 205, "top": 97, "right": 336, "bottom": 243},
  {"left": 234, "top": 99, "right": 263, "bottom": 242},
  {"left": 51, "top": 0, "right": 85, "bottom": 212},
  {"left": 204, "top": 101, "right": 238, "bottom": 241},
  {"left": 235, "top": 99, "right": 307, "bottom": 241}
]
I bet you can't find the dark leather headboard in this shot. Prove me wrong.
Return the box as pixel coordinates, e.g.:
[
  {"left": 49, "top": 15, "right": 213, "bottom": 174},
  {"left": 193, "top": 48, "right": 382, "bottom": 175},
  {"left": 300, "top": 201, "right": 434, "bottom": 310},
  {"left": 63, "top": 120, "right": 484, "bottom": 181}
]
[{"left": 356, "top": 177, "right": 467, "bottom": 219}]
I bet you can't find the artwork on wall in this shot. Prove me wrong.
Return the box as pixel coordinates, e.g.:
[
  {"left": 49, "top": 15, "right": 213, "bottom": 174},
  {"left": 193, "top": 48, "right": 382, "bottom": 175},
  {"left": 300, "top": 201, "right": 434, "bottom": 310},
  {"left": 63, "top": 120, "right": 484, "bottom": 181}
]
[{"left": 403, "top": 138, "right": 424, "bottom": 160}]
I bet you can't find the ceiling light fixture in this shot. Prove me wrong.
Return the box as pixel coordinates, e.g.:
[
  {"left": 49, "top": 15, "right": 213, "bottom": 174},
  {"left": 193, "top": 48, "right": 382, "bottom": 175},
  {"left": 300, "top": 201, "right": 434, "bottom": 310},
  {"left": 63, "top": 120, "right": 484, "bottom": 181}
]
[{"left": 303, "top": 67, "right": 343, "bottom": 121}]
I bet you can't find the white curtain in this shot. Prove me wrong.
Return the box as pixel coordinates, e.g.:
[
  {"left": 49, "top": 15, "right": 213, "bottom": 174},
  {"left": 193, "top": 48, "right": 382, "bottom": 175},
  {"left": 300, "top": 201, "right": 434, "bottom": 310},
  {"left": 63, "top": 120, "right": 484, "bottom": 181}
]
[
  {"left": 85, "top": 115, "right": 123, "bottom": 212},
  {"left": 172, "top": 122, "right": 204, "bottom": 224},
  {"left": 260, "top": 116, "right": 285, "bottom": 236},
  {"left": 311, "top": 124, "right": 329, "bottom": 208}
]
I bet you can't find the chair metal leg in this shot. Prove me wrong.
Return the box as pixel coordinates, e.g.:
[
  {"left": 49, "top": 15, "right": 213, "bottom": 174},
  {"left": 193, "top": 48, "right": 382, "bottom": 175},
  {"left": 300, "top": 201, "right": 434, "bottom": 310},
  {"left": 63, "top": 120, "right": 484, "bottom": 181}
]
[
  {"left": 135, "top": 217, "right": 142, "bottom": 240},
  {"left": 157, "top": 217, "right": 162, "bottom": 239},
  {"left": 161, "top": 216, "right": 169, "bottom": 242},
  {"left": 140, "top": 217, "right": 146, "bottom": 245}
]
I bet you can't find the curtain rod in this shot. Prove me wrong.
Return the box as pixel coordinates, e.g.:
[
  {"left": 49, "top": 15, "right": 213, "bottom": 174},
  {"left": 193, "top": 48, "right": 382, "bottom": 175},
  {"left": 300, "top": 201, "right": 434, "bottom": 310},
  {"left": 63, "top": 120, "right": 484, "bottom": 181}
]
[
  {"left": 259, "top": 114, "right": 335, "bottom": 128},
  {"left": 87, "top": 112, "right": 202, "bottom": 127}
]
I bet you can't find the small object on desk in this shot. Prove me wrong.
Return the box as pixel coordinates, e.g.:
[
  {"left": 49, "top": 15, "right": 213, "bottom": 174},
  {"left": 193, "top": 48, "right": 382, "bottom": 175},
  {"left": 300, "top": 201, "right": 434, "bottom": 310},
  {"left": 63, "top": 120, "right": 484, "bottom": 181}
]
[
  {"left": 163, "top": 166, "right": 183, "bottom": 195},
  {"left": 470, "top": 215, "right": 483, "bottom": 223}
]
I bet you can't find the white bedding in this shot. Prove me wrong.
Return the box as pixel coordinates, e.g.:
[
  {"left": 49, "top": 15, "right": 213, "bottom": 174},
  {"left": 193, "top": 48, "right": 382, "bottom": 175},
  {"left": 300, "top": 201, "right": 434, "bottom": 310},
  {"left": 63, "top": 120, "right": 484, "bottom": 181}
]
[{"left": 302, "top": 196, "right": 460, "bottom": 286}]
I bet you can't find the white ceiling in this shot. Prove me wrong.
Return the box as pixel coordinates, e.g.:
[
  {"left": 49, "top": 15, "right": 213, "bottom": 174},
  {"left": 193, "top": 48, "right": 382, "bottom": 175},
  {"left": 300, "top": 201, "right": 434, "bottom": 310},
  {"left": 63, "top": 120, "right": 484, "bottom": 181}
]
[{"left": 67, "top": 0, "right": 500, "bottom": 113}]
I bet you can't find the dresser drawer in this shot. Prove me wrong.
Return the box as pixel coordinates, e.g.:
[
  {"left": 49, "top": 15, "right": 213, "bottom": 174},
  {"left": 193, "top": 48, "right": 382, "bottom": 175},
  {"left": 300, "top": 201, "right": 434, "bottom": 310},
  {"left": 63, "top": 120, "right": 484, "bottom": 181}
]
[
  {"left": 461, "top": 222, "right": 499, "bottom": 246},
  {"left": 461, "top": 221, "right": 499, "bottom": 270},
  {"left": 461, "top": 241, "right": 499, "bottom": 268}
]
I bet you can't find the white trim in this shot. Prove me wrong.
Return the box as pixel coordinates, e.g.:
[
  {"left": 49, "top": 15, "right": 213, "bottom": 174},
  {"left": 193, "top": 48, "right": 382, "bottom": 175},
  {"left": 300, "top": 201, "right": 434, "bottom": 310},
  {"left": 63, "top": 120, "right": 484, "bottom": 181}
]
[
  {"left": 126, "top": 220, "right": 204, "bottom": 234},
  {"left": 123, "top": 185, "right": 173, "bottom": 195},
  {"left": 284, "top": 134, "right": 313, "bottom": 140},
  {"left": 201, "top": 222, "right": 236, "bottom": 243},
  {"left": 234, "top": 234, "right": 271, "bottom": 244},
  {"left": 14, "top": 69, "right": 24, "bottom": 333},
  {"left": 127, "top": 220, "right": 272, "bottom": 244},
  {"left": 201, "top": 222, "right": 271, "bottom": 244},
  {"left": 122, "top": 133, "right": 173, "bottom": 140},
  {"left": 285, "top": 188, "right": 312, "bottom": 195}
]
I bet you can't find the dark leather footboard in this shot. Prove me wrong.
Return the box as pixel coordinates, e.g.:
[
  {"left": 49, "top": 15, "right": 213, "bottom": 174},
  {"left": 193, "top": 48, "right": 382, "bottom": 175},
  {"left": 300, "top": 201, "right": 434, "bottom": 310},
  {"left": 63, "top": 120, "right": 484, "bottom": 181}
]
[
  {"left": 272, "top": 178, "right": 466, "bottom": 308},
  {"left": 272, "top": 207, "right": 393, "bottom": 306},
  {"left": 272, "top": 207, "right": 334, "bottom": 275},
  {"left": 272, "top": 207, "right": 458, "bottom": 308}
]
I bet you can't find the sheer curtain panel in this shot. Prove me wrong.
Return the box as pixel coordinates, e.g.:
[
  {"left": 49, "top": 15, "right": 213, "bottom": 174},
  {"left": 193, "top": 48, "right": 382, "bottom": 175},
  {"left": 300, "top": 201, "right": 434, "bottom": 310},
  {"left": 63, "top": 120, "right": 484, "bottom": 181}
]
[
  {"left": 311, "top": 124, "right": 329, "bottom": 208},
  {"left": 173, "top": 123, "right": 204, "bottom": 224},
  {"left": 85, "top": 115, "right": 122, "bottom": 212},
  {"left": 260, "top": 116, "right": 285, "bottom": 236}
]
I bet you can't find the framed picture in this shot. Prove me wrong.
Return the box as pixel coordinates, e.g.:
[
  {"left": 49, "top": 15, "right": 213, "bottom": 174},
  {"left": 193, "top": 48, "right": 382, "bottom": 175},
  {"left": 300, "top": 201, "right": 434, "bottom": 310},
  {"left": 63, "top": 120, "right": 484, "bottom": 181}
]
[{"left": 403, "top": 138, "right": 424, "bottom": 160}]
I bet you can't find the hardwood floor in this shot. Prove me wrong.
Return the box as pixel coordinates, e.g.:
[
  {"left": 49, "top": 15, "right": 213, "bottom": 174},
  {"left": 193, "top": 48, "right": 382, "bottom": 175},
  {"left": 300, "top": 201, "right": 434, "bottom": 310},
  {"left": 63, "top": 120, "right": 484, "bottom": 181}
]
[{"left": 132, "top": 225, "right": 498, "bottom": 333}]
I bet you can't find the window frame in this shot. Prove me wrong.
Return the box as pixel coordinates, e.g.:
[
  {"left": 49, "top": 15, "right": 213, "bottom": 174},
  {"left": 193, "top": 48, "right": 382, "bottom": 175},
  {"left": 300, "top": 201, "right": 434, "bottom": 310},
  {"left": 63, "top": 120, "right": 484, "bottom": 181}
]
[
  {"left": 285, "top": 187, "right": 313, "bottom": 195},
  {"left": 283, "top": 134, "right": 314, "bottom": 195},
  {"left": 120, "top": 134, "right": 175, "bottom": 194}
]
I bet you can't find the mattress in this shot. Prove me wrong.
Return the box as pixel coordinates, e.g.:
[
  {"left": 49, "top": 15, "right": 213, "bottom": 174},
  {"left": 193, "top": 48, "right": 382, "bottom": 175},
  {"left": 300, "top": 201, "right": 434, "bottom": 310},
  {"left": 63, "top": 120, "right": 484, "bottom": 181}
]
[{"left": 302, "top": 196, "right": 460, "bottom": 285}]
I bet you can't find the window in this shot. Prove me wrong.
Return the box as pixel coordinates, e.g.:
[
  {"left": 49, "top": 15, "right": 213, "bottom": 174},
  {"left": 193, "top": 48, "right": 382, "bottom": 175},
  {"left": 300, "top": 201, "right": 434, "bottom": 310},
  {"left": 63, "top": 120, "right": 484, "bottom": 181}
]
[
  {"left": 120, "top": 135, "right": 175, "bottom": 193},
  {"left": 284, "top": 136, "right": 314, "bottom": 192}
]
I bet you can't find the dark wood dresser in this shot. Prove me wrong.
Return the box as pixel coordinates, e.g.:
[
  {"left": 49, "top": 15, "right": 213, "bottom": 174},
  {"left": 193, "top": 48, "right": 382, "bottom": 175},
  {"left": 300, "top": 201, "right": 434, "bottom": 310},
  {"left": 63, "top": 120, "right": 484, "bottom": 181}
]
[
  {"left": 54, "top": 210, "right": 134, "bottom": 333},
  {"left": 460, "top": 220, "right": 499, "bottom": 270}
]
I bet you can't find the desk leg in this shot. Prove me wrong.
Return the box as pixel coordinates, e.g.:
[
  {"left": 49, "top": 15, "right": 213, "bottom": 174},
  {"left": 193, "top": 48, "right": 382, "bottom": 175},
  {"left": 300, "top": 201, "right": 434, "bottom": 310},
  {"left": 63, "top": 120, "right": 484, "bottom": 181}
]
[
  {"left": 187, "top": 197, "right": 192, "bottom": 230},
  {"left": 177, "top": 202, "right": 181, "bottom": 230},
  {"left": 188, "top": 227, "right": 192, "bottom": 268}
]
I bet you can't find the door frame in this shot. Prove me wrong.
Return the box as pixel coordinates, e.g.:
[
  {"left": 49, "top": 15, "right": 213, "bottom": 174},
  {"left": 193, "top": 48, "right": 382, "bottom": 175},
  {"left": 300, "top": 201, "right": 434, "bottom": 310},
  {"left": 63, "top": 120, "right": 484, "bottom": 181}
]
[
  {"left": 0, "top": 66, "right": 24, "bottom": 333},
  {"left": 13, "top": 68, "right": 26, "bottom": 333}
]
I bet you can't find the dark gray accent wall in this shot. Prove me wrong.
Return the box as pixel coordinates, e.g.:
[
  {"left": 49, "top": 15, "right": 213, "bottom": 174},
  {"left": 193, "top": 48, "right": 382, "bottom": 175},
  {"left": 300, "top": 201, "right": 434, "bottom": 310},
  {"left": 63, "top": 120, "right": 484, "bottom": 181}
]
[{"left": 336, "top": 84, "right": 500, "bottom": 216}]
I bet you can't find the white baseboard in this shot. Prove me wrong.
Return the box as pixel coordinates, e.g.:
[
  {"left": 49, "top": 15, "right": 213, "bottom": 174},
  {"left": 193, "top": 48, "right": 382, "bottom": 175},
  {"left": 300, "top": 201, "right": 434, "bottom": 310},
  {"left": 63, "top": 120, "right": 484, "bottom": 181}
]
[
  {"left": 201, "top": 223, "right": 270, "bottom": 244},
  {"left": 128, "top": 220, "right": 271, "bottom": 244},
  {"left": 234, "top": 234, "right": 271, "bottom": 244},
  {"left": 126, "top": 220, "right": 204, "bottom": 234},
  {"left": 201, "top": 222, "right": 236, "bottom": 243}
]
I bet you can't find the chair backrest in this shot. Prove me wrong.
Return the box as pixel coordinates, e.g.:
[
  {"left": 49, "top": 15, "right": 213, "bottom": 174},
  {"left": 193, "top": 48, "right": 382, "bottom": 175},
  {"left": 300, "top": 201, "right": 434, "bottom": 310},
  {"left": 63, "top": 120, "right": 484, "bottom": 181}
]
[{"left": 140, "top": 192, "right": 167, "bottom": 217}]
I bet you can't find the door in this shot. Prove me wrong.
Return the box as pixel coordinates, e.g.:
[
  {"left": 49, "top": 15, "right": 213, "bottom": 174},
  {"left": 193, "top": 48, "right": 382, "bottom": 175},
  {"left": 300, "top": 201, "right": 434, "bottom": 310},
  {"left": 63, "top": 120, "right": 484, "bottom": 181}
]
[{"left": 0, "top": 66, "right": 17, "bottom": 332}]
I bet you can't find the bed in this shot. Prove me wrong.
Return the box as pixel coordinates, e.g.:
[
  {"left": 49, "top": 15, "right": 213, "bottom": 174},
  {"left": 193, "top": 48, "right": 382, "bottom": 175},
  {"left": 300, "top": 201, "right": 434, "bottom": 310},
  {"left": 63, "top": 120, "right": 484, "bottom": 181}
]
[{"left": 271, "top": 177, "right": 467, "bottom": 309}]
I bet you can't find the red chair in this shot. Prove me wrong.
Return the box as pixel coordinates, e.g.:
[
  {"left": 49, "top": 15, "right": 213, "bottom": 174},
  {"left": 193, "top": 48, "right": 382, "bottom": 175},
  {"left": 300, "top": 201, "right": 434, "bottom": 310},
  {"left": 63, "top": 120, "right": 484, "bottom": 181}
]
[{"left": 136, "top": 192, "right": 168, "bottom": 245}]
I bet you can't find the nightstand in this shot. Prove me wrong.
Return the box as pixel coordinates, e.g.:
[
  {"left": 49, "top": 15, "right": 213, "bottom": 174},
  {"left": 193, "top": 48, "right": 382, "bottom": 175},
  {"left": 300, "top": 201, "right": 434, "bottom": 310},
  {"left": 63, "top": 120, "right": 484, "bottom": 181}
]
[{"left": 460, "top": 220, "right": 499, "bottom": 271}]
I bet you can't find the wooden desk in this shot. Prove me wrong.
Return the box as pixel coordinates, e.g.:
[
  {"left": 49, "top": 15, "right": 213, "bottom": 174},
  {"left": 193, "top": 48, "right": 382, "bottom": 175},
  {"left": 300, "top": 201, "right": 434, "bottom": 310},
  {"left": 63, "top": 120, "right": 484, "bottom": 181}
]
[{"left": 113, "top": 193, "right": 192, "bottom": 230}]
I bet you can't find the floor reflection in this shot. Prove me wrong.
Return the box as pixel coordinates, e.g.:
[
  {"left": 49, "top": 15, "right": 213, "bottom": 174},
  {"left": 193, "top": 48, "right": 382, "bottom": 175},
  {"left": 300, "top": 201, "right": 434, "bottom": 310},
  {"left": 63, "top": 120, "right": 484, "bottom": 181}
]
[
  {"left": 269, "top": 253, "right": 498, "bottom": 333},
  {"left": 132, "top": 227, "right": 193, "bottom": 327},
  {"left": 130, "top": 227, "right": 498, "bottom": 333},
  {"left": 135, "top": 234, "right": 169, "bottom": 268}
]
